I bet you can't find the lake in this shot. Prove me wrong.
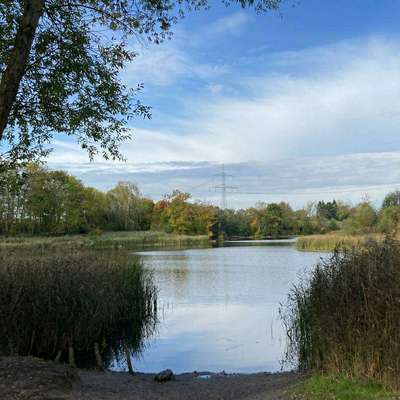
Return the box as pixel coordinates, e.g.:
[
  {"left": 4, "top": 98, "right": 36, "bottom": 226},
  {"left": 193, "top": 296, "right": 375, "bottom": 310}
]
[{"left": 121, "top": 240, "right": 326, "bottom": 373}]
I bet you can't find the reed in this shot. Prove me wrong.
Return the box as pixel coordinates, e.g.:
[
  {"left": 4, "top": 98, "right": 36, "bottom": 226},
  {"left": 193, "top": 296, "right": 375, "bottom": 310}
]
[
  {"left": 283, "top": 238, "right": 400, "bottom": 389},
  {"left": 0, "top": 230, "right": 211, "bottom": 252},
  {"left": 0, "top": 249, "right": 157, "bottom": 369},
  {"left": 296, "top": 233, "right": 383, "bottom": 252}
]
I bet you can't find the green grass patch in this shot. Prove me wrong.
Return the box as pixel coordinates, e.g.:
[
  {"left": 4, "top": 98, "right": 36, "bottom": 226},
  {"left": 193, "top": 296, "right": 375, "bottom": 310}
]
[{"left": 292, "top": 375, "right": 398, "bottom": 400}]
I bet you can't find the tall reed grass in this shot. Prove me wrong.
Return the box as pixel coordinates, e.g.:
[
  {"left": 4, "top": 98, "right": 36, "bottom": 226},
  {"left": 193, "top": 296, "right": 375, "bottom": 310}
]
[
  {"left": 296, "top": 233, "right": 383, "bottom": 252},
  {"left": 0, "top": 230, "right": 210, "bottom": 252},
  {"left": 283, "top": 238, "right": 400, "bottom": 389},
  {"left": 0, "top": 249, "right": 157, "bottom": 370}
]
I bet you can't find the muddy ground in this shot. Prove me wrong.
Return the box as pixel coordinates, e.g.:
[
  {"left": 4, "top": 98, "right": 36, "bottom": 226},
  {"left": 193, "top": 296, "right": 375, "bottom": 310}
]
[{"left": 0, "top": 357, "right": 305, "bottom": 400}]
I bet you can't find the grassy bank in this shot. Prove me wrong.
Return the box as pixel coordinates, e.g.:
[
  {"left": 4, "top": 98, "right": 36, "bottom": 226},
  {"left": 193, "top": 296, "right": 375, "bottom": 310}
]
[
  {"left": 0, "top": 230, "right": 211, "bottom": 252},
  {"left": 292, "top": 375, "right": 398, "bottom": 400},
  {"left": 284, "top": 238, "right": 400, "bottom": 390},
  {"left": 0, "top": 250, "right": 157, "bottom": 369},
  {"left": 296, "top": 233, "right": 383, "bottom": 252}
]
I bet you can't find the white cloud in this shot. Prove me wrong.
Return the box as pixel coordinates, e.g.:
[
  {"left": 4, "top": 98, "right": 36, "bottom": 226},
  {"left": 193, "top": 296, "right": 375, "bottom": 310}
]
[
  {"left": 49, "top": 151, "right": 400, "bottom": 208},
  {"left": 122, "top": 44, "right": 191, "bottom": 87},
  {"left": 204, "top": 12, "right": 250, "bottom": 38},
  {"left": 59, "top": 37, "right": 400, "bottom": 165},
  {"left": 122, "top": 24, "right": 232, "bottom": 87},
  {"left": 174, "top": 36, "right": 400, "bottom": 162},
  {"left": 206, "top": 83, "right": 224, "bottom": 94},
  {"left": 50, "top": 36, "right": 400, "bottom": 206},
  {"left": 121, "top": 12, "right": 251, "bottom": 87}
]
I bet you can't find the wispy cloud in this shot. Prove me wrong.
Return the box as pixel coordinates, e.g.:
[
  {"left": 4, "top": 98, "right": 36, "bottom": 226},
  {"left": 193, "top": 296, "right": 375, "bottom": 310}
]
[
  {"left": 49, "top": 152, "right": 400, "bottom": 208},
  {"left": 122, "top": 20, "right": 237, "bottom": 88},
  {"left": 172, "top": 36, "right": 400, "bottom": 162},
  {"left": 50, "top": 36, "right": 400, "bottom": 207},
  {"left": 121, "top": 12, "right": 251, "bottom": 87},
  {"left": 203, "top": 12, "right": 250, "bottom": 38},
  {"left": 122, "top": 45, "right": 190, "bottom": 86}
]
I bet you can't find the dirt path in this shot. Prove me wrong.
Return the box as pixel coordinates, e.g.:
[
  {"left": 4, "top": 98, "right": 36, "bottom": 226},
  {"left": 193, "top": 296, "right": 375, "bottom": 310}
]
[{"left": 0, "top": 357, "right": 304, "bottom": 400}]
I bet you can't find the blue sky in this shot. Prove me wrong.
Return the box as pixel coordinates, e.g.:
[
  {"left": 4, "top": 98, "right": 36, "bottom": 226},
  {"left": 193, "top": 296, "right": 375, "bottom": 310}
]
[{"left": 50, "top": 0, "right": 400, "bottom": 208}]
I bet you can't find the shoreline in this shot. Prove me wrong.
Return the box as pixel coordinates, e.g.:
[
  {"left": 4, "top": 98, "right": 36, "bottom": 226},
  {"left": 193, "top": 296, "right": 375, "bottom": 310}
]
[
  {"left": 0, "top": 230, "right": 211, "bottom": 252},
  {"left": 0, "top": 356, "right": 304, "bottom": 400}
]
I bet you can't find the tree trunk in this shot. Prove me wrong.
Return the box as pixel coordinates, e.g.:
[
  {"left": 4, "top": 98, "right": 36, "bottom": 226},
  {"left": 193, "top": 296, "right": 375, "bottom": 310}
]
[
  {"left": 0, "top": 0, "right": 44, "bottom": 138},
  {"left": 54, "top": 349, "right": 62, "bottom": 363},
  {"left": 125, "top": 342, "right": 134, "bottom": 375},
  {"left": 68, "top": 345, "right": 76, "bottom": 368},
  {"left": 94, "top": 342, "right": 104, "bottom": 372}
]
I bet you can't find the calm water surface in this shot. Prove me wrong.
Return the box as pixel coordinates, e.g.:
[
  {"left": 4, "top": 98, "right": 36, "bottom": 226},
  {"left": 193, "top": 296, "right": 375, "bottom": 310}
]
[{"left": 127, "top": 241, "right": 326, "bottom": 373}]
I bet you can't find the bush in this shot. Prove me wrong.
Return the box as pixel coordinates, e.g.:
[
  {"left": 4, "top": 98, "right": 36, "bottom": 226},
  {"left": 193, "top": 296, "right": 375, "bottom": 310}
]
[
  {"left": 0, "top": 250, "right": 157, "bottom": 368},
  {"left": 284, "top": 238, "right": 400, "bottom": 389}
]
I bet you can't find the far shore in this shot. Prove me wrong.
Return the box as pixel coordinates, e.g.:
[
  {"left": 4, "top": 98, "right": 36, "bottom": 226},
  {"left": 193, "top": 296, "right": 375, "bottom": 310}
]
[
  {"left": 0, "top": 230, "right": 211, "bottom": 252},
  {"left": 296, "top": 232, "right": 384, "bottom": 252}
]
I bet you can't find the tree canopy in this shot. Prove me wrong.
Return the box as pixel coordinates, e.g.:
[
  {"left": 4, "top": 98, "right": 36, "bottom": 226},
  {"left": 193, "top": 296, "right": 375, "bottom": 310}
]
[
  {"left": 382, "top": 190, "right": 400, "bottom": 209},
  {"left": 0, "top": 0, "right": 282, "bottom": 168}
]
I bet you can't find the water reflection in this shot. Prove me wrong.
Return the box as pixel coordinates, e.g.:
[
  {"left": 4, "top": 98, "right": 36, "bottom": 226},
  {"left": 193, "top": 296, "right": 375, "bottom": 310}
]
[{"left": 122, "top": 242, "right": 325, "bottom": 373}]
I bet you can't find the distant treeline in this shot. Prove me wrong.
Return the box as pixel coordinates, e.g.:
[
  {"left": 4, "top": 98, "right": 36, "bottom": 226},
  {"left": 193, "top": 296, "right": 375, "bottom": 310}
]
[
  {"left": 1, "top": 164, "right": 400, "bottom": 238},
  {"left": 0, "top": 164, "right": 216, "bottom": 237},
  {"left": 221, "top": 195, "right": 400, "bottom": 238}
]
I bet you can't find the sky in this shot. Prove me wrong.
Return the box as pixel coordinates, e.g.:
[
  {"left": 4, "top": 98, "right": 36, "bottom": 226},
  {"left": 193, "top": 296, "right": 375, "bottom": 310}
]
[{"left": 49, "top": 0, "right": 400, "bottom": 209}]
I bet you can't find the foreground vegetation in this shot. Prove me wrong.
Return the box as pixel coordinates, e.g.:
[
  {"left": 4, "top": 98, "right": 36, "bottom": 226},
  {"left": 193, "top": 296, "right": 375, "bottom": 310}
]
[
  {"left": 292, "top": 375, "right": 398, "bottom": 400},
  {"left": 0, "top": 250, "right": 157, "bottom": 371},
  {"left": 284, "top": 238, "right": 400, "bottom": 390}
]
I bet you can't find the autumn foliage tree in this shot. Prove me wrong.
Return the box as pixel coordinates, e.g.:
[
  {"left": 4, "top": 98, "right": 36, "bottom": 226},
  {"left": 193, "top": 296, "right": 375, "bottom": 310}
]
[{"left": 151, "top": 190, "right": 217, "bottom": 237}]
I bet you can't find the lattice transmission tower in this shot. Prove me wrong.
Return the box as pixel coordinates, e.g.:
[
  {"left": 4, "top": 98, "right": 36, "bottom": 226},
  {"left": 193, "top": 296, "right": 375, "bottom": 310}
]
[{"left": 213, "top": 164, "right": 237, "bottom": 209}]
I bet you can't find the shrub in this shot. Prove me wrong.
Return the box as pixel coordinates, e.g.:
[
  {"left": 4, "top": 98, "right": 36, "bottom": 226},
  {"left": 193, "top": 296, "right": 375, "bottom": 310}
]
[{"left": 284, "top": 238, "right": 400, "bottom": 389}]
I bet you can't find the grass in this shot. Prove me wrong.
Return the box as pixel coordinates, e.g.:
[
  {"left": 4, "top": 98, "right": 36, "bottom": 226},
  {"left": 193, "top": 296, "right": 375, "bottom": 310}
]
[
  {"left": 0, "top": 249, "right": 157, "bottom": 369},
  {"left": 283, "top": 238, "right": 400, "bottom": 390},
  {"left": 0, "top": 230, "right": 211, "bottom": 252},
  {"left": 296, "top": 233, "right": 383, "bottom": 252},
  {"left": 292, "top": 375, "right": 398, "bottom": 400}
]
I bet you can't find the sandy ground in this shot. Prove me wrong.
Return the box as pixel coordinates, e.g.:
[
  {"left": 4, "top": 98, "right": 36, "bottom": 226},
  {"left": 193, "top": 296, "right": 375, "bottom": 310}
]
[{"left": 0, "top": 357, "right": 305, "bottom": 400}]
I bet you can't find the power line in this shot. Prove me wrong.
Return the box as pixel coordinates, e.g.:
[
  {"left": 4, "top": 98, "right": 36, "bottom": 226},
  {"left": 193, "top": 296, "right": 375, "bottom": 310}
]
[{"left": 186, "top": 176, "right": 217, "bottom": 192}]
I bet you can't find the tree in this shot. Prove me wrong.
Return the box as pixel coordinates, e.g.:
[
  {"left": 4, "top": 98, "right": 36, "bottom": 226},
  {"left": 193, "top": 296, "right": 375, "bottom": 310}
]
[
  {"left": 316, "top": 200, "right": 338, "bottom": 220},
  {"left": 378, "top": 205, "right": 400, "bottom": 234},
  {"left": 382, "top": 190, "right": 400, "bottom": 209},
  {"left": 151, "top": 190, "right": 217, "bottom": 236},
  {"left": 294, "top": 208, "right": 314, "bottom": 235},
  {"left": 248, "top": 202, "right": 295, "bottom": 238},
  {"left": 0, "top": 163, "right": 110, "bottom": 235},
  {"left": 0, "top": 0, "right": 282, "bottom": 166},
  {"left": 219, "top": 208, "right": 252, "bottom": 238},
  {"left": 344, "top": 202, "right": 377, "bottom": 235},
  {"left": 107, "top": 181, "right": 152, "bottom": 231}
]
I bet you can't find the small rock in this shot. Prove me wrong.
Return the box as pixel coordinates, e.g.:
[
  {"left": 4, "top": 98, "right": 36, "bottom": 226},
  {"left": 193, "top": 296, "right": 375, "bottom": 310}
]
[{"left": 154, "top": 369, "right": 174, "bottom": 382}]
